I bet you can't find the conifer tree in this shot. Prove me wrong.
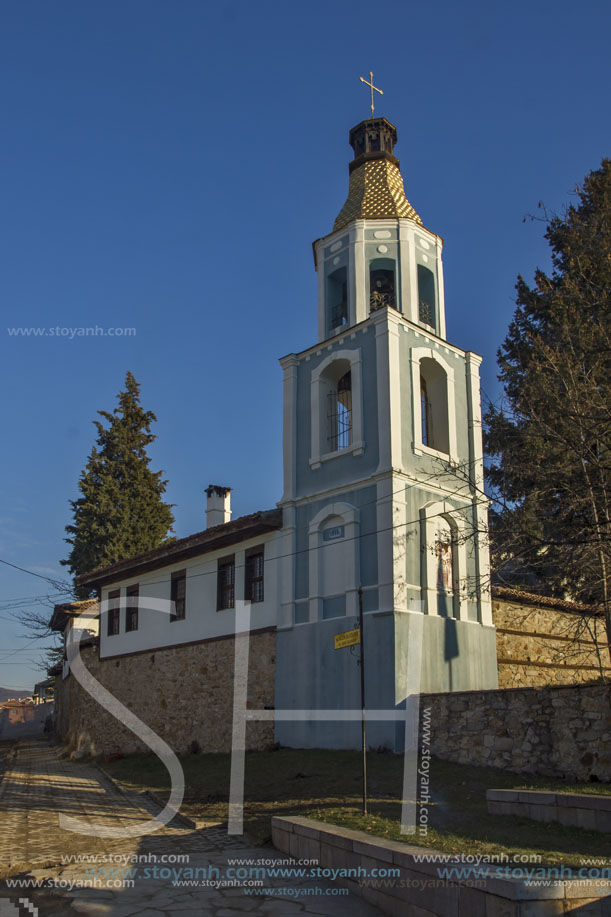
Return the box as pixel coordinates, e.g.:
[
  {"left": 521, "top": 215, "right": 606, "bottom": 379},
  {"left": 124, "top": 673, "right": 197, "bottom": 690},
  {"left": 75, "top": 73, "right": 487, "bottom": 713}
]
[
  {"left": 485, "top": 160, "right": 611, "bottom": 657},
  {"left": 62, "top": 372, "right": 174, "bottom": 593}
]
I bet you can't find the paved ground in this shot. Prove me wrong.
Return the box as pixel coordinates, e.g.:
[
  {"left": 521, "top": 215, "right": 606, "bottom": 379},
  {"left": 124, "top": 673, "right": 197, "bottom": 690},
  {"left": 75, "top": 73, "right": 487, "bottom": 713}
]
[{"left": 0, "top": 740, "right": 383, "bottom": 916}]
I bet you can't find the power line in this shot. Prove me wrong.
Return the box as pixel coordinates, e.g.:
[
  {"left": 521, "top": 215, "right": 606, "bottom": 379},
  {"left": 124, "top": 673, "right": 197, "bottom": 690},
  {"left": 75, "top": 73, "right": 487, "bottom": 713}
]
[
  {"left": 0, "top": 649, "right": 51, "bottom": 654},
  {"left": 0, "top": 593, "right": 66, "bottom": 604},
  {"left": 0, "top": 685, "right": 35, "bottom": 691},
  {"left": 0, "top": 637, "right": 47, "bottom": 667},
  {"left": 0, "top": 662, "right": 47, "bottom": 667},
  {"left": 0, "top": 558, "right": 72, "bottom": 591},
  {"left": 92, "top": 491, "right": 491, "bottom": 593},
  {"left": 2, "top": 479, "right": 486, "bottom": 601}
]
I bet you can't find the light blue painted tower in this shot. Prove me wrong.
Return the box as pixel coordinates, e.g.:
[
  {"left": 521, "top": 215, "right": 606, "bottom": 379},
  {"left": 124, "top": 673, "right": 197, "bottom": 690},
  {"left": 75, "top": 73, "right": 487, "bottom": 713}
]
[{"left": 275, "top": 118, "right": 498, "bottom": 750}]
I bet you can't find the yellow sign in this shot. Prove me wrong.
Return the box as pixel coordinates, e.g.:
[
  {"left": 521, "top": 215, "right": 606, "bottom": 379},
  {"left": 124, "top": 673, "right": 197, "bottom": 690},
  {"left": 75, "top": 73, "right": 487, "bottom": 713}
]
[{"left": 334, "top": 628, "right": 361, "bottom": 650}]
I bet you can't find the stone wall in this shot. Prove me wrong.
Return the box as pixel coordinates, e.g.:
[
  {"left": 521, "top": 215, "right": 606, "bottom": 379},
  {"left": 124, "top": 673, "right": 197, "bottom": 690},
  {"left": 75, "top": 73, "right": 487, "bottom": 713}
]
[
  {"left": 486, "top": 788, "right": 611, "bottom": 833},
  {"left": 54, "top": 630, "right": 275, "bottom": 757},
  {"left": 53, "top": 591, "right": 610, "bottom": 761},
  {"left": 492, "top": 592, "right": 610, "bottom": 688},
  {"left": 421, "top": 683, "right": 611, "bottom": 782},
  {"left": 272, "top": 816, "right": 610, "bottom": 916}
]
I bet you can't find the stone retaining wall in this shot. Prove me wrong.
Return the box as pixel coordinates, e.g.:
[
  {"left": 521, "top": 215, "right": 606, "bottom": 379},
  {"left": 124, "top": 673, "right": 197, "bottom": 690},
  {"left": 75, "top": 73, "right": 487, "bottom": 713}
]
[
  {"left": 421, "top": 683, "right": 611, "bottom": 781},
  {"left": 271, "top": 815, "right": 611, "bottom": 916},
  {"left": 54, "top": 631, "right": 275, "bottom": 756},
  {"left": 487, "top": 788, "right": 611, "bottom": 833}
]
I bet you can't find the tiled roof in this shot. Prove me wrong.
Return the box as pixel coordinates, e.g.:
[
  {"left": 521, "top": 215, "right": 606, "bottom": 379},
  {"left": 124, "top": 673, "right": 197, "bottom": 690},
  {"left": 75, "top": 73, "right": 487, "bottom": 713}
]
[
  {"left": 491, "top": 585, "right": 595, "bottom": 614},
  {"left": 49, "top": 599, "right": 99, "bottom": 633},
  {"left": 75, "top": 508, "right": 283, "bottom": 590}
]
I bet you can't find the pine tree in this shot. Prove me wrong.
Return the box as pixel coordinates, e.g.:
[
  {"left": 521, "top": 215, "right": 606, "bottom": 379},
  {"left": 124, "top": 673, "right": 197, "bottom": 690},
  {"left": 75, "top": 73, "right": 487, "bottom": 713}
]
[
  {"left": 62, "top": 372, "right": 175, "bottom": 593},
  {"left": 485, "top": 160, "right": 611, "bottom": 659}
]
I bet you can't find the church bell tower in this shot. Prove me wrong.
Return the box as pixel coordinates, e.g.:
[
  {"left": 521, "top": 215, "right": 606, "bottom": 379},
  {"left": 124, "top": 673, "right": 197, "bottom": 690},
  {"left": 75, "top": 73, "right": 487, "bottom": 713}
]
[
  {"left": 275, "top": 112, "right": 498, "bottom": 752},
  {"left": 315, "top": 117, "right": 446, "bottom": 342}
]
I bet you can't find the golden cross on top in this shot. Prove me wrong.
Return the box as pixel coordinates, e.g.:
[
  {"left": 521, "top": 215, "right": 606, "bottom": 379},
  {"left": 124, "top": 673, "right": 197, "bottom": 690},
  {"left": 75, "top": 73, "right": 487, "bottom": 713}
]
[{"left": 360, "top": 71, "right": 383, "bottom": 118}]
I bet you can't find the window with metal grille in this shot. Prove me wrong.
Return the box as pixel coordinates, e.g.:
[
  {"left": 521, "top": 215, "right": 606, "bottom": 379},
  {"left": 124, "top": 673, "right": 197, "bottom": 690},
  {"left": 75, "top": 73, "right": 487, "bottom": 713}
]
[
  {"left": 170, "top": 570, "right": 186, "bottom": 621},
  {"left": 421, "top": 376, "right": 432, "bottom": 446},
  {"left": 245, "top": 550, "right": 264, "bottom": 603},
  {"left": 419, "top": 300, "right": 433, "bottom": 326},
  {"left": 107, "top": 589, "right": 120, "bottom": 636},
  {"left": 327, "top": 266, "right": 348, "bottom": 333},
  {"left": 125, "top": 584, "right": 139, "bottom": 632},
  {"left": 417, "top": 264, "right": 435, "bottom": 329},
  {"left": 327, "top": 371, "right": 352, "bottom": 451},
  {"left": 217, "top": 557, "right": 235, "bottom": 610}
]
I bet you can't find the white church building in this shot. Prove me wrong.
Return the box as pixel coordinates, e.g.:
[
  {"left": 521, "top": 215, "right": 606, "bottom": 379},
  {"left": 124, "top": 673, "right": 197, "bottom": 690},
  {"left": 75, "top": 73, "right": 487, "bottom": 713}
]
[{"left": 70, "top": 115, "right": 498, "bottom": 753}]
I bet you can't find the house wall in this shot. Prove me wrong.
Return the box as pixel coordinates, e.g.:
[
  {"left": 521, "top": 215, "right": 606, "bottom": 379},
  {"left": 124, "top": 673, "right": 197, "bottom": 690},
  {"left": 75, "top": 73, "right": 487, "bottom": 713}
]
[
  {"left": 55, "top": 629, "right": 275, "bottom": 756},
  {"left": 63, "top": 607, "right": 99, "bottom": 679},
  {"left": 97, "top": 531, "right": 281, "bottom": 659}
]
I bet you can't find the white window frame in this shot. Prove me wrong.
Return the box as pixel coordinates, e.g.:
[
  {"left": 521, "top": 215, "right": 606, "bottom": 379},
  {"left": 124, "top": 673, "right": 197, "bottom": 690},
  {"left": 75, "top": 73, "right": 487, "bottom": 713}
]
[
  {"left": 307, "top": 502, "right": 360, "bottom": 622},
  {"left": 309, "top": 349, "right": 365, "bottom": 469},
  {"left": 410, "top": 347, "right": 458, "bottom": 462},
  {"left": 420, "top": 500, "right": 468, "bottom": 619}
]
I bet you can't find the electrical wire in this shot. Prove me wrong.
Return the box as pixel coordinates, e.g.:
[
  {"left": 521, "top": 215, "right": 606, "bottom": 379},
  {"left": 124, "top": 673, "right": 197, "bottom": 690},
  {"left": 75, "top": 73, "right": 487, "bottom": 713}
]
[{"left": 91, "top": 491, "right": 491, "bottom": 593}]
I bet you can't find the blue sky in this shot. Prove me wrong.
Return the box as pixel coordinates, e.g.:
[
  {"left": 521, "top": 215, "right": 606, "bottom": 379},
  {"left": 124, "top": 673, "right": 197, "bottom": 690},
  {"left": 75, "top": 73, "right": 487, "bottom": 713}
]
[{"left": 1, "top": 0, "right": 609, "bottom": 690}]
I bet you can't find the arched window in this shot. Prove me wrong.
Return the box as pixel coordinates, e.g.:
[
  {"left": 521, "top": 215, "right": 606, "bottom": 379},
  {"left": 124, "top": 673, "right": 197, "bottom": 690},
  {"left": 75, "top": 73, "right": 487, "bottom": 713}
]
[
  {"left": 327, "top": 370, "right": 352, "bottom": 451},
  {"left": 417, "top": 264, "right": 435, "bottom": 328},
  {"left": 310, "top": 350, "right": 364, "bottom": 468},
  {"left": 369, "top": 258, "right": 396, "bottom": 313},
  {"left": 327, "top": 266, "right": 348, "bottom": 333},
  {"left": 420, "top": 501, "right": 466, "bottom": 618},
  {"left": 419, "top": 358, "right": 449, "bottom": 454},
  {"left": 308, "top": 502, "right": 360, "bottom": 622}
]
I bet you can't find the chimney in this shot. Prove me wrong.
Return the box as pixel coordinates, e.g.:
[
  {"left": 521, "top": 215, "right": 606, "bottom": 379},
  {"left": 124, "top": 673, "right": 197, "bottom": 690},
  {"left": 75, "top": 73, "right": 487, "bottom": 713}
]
[{"left": 205, "top": 485, "right": 231, "bottom": 528}]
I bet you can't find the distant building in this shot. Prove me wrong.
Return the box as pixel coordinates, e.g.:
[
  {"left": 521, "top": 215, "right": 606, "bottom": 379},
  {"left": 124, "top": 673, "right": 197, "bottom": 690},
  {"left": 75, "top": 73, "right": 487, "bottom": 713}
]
[
  {"left": 1, "top": 700, "right": 36, "bottom": 724},
  {"left": 33, "top": 679, "right": 54, "bottom": 704}
]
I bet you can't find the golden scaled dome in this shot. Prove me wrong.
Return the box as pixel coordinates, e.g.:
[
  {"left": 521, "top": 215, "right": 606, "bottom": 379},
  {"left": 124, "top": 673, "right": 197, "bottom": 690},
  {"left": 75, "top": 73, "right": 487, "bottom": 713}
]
[
  {"left": 333, "top": 117, "right": 422, "bottom": 232},
  {"left": 333, "top": 158, "right": 422, "bottom": 232}
]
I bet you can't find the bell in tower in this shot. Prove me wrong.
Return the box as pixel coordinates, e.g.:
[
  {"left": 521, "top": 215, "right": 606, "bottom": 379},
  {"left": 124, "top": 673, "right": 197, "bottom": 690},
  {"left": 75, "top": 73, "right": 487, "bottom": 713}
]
[{"left": 313, "top": 113, "right": 447, "bottom": 341}]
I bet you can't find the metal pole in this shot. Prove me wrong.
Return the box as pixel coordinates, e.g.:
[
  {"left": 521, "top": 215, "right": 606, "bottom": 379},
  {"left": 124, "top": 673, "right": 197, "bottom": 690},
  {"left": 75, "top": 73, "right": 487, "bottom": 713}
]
[{"left": 359, "top": 585, "right": 367, "bottom": 815}]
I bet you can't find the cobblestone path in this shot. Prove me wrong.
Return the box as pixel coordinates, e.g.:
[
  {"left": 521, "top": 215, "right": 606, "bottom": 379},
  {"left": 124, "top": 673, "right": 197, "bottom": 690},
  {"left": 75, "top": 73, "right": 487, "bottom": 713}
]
[{"left": 0, "top": 740, "right": 382, "bottom": 916}]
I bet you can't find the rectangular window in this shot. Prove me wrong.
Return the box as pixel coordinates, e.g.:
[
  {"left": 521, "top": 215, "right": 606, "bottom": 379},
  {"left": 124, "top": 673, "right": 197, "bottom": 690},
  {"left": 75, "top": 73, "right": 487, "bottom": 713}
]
[
  {"left": 107, "top": 589, "right": 120, "bottom": 636},
  {"left": 171, "top": 570, "right": 186, "bottom": 621},
  {"left": 245, "top": 549, "right": 264, "bottom": 603},
  {"left": 217, "top": 556, "right": 235, "bottom": 610},
  {"left": 125, "top": 584, "right": 139, "bottom": 632}
]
